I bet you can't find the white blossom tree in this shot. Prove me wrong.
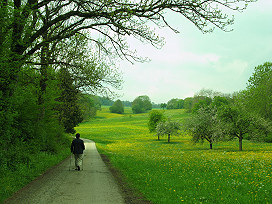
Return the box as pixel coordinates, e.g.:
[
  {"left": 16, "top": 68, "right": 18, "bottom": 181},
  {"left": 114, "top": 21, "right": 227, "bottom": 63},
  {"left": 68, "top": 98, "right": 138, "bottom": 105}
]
[{"left": 156, "top": 119, "right": 181, "bottom": 142}]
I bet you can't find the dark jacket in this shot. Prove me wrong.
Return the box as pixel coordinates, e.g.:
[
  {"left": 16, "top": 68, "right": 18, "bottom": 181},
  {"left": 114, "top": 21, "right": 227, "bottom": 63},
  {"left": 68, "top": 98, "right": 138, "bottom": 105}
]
[{"left": 71, "top": 138, "right": 85, "bottom": 154}]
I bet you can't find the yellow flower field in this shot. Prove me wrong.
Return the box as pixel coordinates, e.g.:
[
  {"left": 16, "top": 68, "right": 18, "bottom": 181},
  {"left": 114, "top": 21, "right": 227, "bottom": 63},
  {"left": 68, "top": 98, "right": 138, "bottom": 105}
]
[{"left": 76, "top": 107, "right": 272, "bottom": 203}]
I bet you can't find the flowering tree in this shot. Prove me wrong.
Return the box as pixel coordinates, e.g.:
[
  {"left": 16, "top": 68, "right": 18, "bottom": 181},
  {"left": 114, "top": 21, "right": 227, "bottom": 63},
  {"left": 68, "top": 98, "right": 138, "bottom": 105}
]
[
  {"left": 156, "top": 119, "right": 181, "bottom": 142},
  {"left": 185, "top": 106, "right": 222, "bottom": 149}
]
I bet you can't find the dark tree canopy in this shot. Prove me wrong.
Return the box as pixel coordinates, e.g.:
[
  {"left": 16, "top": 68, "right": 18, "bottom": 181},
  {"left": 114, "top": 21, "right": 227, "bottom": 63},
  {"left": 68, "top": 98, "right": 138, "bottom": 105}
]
[{"left": 56, "top": 68, "right": 83, "bottom": 134}]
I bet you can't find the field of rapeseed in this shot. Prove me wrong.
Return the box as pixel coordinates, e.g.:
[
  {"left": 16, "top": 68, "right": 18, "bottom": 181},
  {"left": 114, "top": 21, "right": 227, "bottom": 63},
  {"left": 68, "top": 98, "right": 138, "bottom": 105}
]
[{"left": 76, "top": 107, "right": 272, "bottom": 203}]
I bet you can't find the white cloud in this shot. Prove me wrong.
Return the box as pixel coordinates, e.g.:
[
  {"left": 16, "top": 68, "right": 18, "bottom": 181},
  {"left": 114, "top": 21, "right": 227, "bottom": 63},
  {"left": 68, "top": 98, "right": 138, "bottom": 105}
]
[
  {"left": 180, "top": 52, "right": 220, "bottom": 65},
  {"left": 225, "top": 60, "right": 248, "bottom": 75}
]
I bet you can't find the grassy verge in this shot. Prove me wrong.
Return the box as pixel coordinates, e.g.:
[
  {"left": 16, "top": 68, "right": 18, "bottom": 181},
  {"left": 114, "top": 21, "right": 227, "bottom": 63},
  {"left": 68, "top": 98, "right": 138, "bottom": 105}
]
[
  {"left": 0, "top": 145, "right": 70, "bottom": 203},
  {"left": 76, "top": 107, "right": 272, "bottom": 203}
]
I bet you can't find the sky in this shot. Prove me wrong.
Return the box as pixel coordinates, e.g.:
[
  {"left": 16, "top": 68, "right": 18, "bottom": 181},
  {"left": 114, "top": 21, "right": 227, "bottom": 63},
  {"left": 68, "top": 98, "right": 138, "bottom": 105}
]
[{"left": 116, "top": 0, "right": 272, "bottom": 104}]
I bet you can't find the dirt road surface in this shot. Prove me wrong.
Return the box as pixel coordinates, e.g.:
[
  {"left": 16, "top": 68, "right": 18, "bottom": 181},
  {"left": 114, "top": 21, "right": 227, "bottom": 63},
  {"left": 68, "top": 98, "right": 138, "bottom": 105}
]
[{"left": 4, "top": 139, "right": 125, "bottom": 204}]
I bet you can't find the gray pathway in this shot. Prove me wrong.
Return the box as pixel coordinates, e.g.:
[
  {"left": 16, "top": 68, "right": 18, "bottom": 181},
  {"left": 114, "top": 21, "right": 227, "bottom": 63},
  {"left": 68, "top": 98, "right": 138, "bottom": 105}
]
[{"left": 5, "top": 139, "right": 125, "bottom": 204}]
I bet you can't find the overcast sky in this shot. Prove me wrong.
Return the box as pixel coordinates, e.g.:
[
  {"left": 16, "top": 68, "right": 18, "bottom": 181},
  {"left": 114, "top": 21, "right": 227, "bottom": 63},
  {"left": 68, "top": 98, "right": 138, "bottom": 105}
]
[{"left": 116, "top": 0, "right": 272, "bottom": 104}]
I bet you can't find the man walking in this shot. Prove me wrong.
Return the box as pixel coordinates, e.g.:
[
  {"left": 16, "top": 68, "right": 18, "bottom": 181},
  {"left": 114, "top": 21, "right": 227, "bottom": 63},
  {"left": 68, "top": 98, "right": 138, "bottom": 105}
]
[{"left": 71, "top": 133, "right": 85, "bottom": 171}]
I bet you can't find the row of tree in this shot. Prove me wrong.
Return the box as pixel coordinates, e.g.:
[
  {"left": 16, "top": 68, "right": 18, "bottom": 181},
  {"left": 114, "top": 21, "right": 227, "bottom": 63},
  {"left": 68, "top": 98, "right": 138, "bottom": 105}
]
[
  {"left": 188, "top": 62, "right": 272, "bottom": 150},
  {"left": 161, "top": 89, "right": 231, "bottom": 111},
  {"left": 148, "top": 62, "right": 272, "bottom": 151},
  {"left": 107, "top": 90, "right": 223, "bottom": 115},
  {"left": 110, "top": 95, "right": 153, "bottom": 114}
]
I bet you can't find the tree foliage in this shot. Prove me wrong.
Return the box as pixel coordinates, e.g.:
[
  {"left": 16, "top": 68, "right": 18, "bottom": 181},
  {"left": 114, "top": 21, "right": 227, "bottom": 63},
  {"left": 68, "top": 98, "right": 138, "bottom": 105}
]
[
  {"left": 185, "top": 89, "right": 230, "bottom": 113},
  {"left": 185, "top": 106, "right": 221, "bottom": 149},
  {"left": 183, "top": 92, "right": 271, "bottom": 151},
  {"left": 48, "top": 34, "right": 122, "bottom": 96},
  {"left": 167, "top": 98, "right": 184, "bottom": 109},
  {"left": 191, "top": 96, "right": 212, "bottom": 113},
  {"left": 184, "top": 97, "right": 193, "bottom": 111},
  {"left": 244, "top": 62, "right": 272, "bottom": 120},
  {"left": 148, "top": 110, "right": 166, "bottom": 133},
  {"left": 110, "top": 100, "right": 124, "bottom": 114},
  {"left": 156, "top": 119, "right": 181, "bottom": 142},
  {"left": 218, "top": 104, "right": 271, "bottom": 151},
  {"left": 56, "top": 68, "right": 83, "bottom": 134},
  {"left": 78, "top": 94, "right": 100, "bottom": 121},
  {"left": 211, "top": 96, "right": 231, "bottom": 108},
  {"left": 132, "top": 95, "right": 152, "bottom": 114},
  {"left": 195, "top": 88, "right": 226, "bottom": 99},
  {"left": 160, "top": 103, "right": 167, "bottom": 110}
]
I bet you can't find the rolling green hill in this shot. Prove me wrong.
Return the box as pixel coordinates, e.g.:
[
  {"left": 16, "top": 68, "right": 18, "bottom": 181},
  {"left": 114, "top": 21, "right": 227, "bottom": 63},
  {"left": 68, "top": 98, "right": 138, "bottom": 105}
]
[{"left": 76, "top": 107, "right": 272, "bottom": 203}]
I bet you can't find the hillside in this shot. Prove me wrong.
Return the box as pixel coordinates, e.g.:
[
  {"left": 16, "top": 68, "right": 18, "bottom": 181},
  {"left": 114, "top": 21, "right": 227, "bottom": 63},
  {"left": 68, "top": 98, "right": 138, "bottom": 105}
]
[{"left": 76, "top": 107, "right": 272, "bottom": 203}]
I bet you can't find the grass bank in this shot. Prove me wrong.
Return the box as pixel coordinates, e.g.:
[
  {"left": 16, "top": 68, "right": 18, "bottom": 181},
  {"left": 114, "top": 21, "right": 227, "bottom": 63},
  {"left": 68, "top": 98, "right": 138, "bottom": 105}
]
[
  {"left": 76, "top": 107, "right": 272, "bottom": 203},
  {"left": 0, "top": 143, "right": 70, "bottom": 203}
]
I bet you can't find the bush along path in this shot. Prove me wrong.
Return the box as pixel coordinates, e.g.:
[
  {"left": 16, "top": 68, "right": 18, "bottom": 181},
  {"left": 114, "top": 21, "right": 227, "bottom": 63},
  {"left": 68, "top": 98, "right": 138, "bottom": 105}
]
[{"left": 4, "top": 139, "right": 125, "bottom": 204}]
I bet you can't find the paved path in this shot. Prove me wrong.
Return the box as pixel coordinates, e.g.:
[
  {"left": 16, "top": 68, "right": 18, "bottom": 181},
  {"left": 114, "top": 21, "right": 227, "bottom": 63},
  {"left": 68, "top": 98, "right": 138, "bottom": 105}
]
[{"left": 5, "top": 139, "right": 125, "bottom": 204}]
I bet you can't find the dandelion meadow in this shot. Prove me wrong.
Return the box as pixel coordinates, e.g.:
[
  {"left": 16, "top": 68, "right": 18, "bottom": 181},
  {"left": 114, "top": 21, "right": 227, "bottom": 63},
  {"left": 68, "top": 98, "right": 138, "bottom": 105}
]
[{"left": 76, "top": 107, "right": 272, "bottom": 203}]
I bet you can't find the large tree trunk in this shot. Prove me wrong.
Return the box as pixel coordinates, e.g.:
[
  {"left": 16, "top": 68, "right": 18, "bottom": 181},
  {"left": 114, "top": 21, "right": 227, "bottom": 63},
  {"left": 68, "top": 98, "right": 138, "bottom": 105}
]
[
  {"left": 38, "top": 45, "right": 48, "bottom": 105},
  {"left": 37, "top": 34, "right": 49, "bottom": 121},
  {"left": 168, "top": 134, "right": 170, "bottom": 143},
  {"left": 0, "top": 0, "right": 8, "bottom": 54},
  {"left": 239, "top": 136, "right": 243, "bottom": 151},
  {"left": 2, "top": 0, "right": 29, "bottom": 98},
  {"left": 38, "top": 4, "right": 50, "bottom": 119},
  {"left": 210, "top": 143, "right": 213, "bottom": 149}
]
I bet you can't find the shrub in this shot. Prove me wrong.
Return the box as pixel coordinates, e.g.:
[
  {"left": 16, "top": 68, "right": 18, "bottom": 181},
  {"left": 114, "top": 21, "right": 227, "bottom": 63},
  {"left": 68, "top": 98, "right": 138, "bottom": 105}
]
[{"left": 109, "top": 100, "right": 124, "bottom": 114}]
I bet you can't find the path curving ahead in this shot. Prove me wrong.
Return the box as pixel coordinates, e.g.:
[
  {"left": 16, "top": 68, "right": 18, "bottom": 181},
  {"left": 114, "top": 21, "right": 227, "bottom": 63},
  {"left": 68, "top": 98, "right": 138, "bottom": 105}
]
[{"left": 4, "top": 139, "right": 125, "bottom": 204}]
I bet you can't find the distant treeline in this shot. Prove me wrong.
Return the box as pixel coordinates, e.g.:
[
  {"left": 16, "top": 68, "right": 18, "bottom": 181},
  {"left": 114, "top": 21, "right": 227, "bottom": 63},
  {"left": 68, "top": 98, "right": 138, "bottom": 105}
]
[
  {"left": 98, "top": 96, "right": 162, "bottom": 108},
  {"left": 98, "top": 96, "right": 132, "bottom": 107}
]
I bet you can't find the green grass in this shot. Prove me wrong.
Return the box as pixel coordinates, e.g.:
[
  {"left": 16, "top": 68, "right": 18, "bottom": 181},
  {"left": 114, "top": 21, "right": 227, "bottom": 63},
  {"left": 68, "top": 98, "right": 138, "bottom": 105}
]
[
  {"left": 76, "top": 107, "right": 272, "bottom": 204},
  {"left": 0, "top": 146, "right": 70, "bottom": 203}
]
